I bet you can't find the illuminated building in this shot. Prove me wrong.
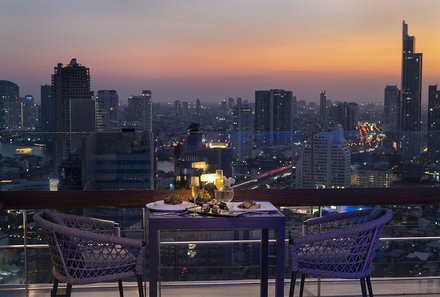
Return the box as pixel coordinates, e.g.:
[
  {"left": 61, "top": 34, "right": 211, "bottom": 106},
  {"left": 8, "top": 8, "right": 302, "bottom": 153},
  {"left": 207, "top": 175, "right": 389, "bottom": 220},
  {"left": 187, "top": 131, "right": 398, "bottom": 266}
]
[
  {"left": 384, "top": 85, "right": 400, "bottom": 134},
  {"left": 319, "top": 90, "right": 328, "bottom": 129},
  {"left": 232, "top": 101, "right": 253, "bottom": 160},
  {"left": 296, "top": 125, "right": 351, "bottom": 188},
  {"left": 126, "top": 90, "right": 153, "bottom": 132},
  {"left": 400, "top": 21, "right": 422, "bottom": 158},
  {"left": 428, "top": 85, "right": 440, "bottom": 156},
  {"left": 328, "top": 101, "right": 358, "bottom": 131},
  {"left": 0, "top": 80, "right": 20, "bottom": 131},
  {"left": 96, "top": 90, "right": 119, "bottom": 131}
]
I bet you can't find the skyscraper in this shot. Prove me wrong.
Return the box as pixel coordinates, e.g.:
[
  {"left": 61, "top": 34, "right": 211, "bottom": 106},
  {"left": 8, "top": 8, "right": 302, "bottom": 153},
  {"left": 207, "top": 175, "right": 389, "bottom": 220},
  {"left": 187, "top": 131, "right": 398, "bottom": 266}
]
[
  {"left": 40, "top": 84, "right": 53, "bottom": 132},
  {"left": 328, "top": 101, "right": 358, "bottom": 131},
  {"left": 51, "top": 58, "right": 94, "bottom": 164},
  {"left": 428, "top": 85, "right": 440, "bottom": 156},
  {"left": 0, "top": 80, "right": 20, "bottom": 131},
  {"left": 21, "top": 95, "right": 40, "bottom": 131},
  {"left": 296, "top": 125, "right": 351, "bottom": 188},
  {"left": 96, "top": 90, "right": 119, "bottom": 131},
  {"left": 255, "top": 89, "right": 293, "bottom": 147},
  {"left": 400, "top": 21, "right": 422, "bottom": 158},
  {"left": 127, "top": 90, "right": 152, "bottom": 132},
  {"left": 232, "top": 101, "right": 253, "bottom": 160},
  {"left": 383, "top": 85, "right": 400, "bottom": 134},
  {"left": 319, "top": 90, "right": 328, "bottom": 129}
]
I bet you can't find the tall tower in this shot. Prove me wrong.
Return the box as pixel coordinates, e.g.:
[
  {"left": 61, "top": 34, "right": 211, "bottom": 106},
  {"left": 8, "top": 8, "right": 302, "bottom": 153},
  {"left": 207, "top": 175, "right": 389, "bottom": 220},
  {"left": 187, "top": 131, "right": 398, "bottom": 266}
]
[
  {"left": 0, "top": 80, "right": 20, "bottom": 131},
  {"left": 127, "top": 90, "right": 152, "bottom": 132},
  {"left": 96, "top": 90, "right": 119, "bottom": 131},
  {"left": 51, "top": 58, "right": 94, "bottom": 165},
  {"left": 428, "top": 85, "right": 440, "bottom": 156},
  {"left": 319, "top": 90, "right": 328, "bottom": 129},
  {"left": 40, "top": 84, "right": 53, "bottom": 132},
  {"left": 255, "top": 89, "right": 293, "bottom": 147},
  {"left": 400, "top": 21, "right": 422, "bottom": 158},
  {"left": 296, "top": 125, "right": 351, "bottom": 188},
  {"left": 232, "top": 101, "right": 253, "bottom": 160},
  {"left": 384, "top": 85, "right": 400, "bottom": 134}
]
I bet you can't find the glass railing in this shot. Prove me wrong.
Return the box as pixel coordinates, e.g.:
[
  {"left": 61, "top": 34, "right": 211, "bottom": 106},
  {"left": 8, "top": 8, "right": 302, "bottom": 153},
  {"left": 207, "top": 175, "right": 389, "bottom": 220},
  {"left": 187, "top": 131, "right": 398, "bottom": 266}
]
[{"left": 0, "top": 204, "right": 439, "bottom": 296}]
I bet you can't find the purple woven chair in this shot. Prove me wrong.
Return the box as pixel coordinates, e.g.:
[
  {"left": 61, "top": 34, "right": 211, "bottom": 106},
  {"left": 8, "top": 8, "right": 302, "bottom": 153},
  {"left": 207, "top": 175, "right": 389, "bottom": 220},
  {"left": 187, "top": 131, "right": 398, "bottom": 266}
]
[
  {"left": 289, "top": 207, "right": 392, "bottom": 297},
  {"left": 33, "top": 211, "right": 146, "bottom": 297}
]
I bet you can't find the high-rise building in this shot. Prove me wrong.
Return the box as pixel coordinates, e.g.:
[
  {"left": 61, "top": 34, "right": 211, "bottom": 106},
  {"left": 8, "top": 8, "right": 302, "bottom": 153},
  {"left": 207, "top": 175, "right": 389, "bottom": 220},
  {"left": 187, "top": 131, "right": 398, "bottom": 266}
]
[
  {"left": 40, "top": 84, "right": 52, "bottom": 132},
  {"left": 428, "top": 85, "right": 440, "bottom": 156},
  {"left": 174, "top": 100, "right": 181, "bottom": 116},
  {"left": 328, "top": 101, "right": 358, "bottom": 131},
  {"left": 319, "top": 90, "right": 328, "bottom": 129},
  {"left": 96, "top": 90, "right": 119, "bottom": 131},
  {"left": 384, "top": 85, "right": 400, "bottom": 133},
  {"left": 0, "top": 80, "right": 20, "bottom": 131},
  {"left": 182, "top": 101, "right": 189, "bottom": 115},
  {"left": 296, "top": 125, "right": 351, "bottom": 189},
  {"left": 51, "top": 58, "right": 94, "bottom": 165},
  {"left": 255, "top": 89, "right": 293, "bottom": 147},
  {"left": 21, "top": 95, "right": 40, "bottom": 130},
  {"left": 232, "top": 101, "right": 253, "bottom": 160},
  {"left": 400, "top": 21, "right": 423, "bottom": 158},
  {"left": 127, "top": 90, "right": 152, "bottom": 132},
  {"left": 195, "top": 98, "right": 201, "bottom": 114}
]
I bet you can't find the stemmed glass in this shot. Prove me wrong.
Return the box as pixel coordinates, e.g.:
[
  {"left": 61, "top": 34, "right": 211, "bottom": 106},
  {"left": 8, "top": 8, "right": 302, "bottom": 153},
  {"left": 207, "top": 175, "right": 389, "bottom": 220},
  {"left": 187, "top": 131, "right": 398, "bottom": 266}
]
[{"left": 190, "top": 176, "right": 200, "bottom": 216}]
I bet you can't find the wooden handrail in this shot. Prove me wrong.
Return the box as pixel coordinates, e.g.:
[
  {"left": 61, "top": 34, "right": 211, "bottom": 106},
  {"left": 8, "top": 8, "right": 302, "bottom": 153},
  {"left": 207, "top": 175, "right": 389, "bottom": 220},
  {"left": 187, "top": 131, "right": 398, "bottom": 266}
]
[{"left": 1, "top": 187, "right": 440, "bottom": 210}]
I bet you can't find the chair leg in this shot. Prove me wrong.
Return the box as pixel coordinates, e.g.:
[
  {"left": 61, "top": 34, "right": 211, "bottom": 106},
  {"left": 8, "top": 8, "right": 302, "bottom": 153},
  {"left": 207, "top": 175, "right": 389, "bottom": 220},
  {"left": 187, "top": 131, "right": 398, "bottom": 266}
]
[
  {"left": 360, "top": 278, "right": 367, "bottom": 297},
  {"left": 366, "top": 276, "right": 374, "bottom": 297},
  {"left": 65, "top": 284, "right": 72, "bottom": 297},
  {"left": 289, "top": 271, "right": 297, "bottom": 297},
  {"left": 299, "top": 274, "right": 306, "bottom": 297},
  {"left": 51, "top": 279, "right": 58, "bottom": 297},
  {"left": 118, "top": 279, "right": 124, "bottom": 297},
  {"left": 137, "top": 275, "right": 144, "bottom": 297}
]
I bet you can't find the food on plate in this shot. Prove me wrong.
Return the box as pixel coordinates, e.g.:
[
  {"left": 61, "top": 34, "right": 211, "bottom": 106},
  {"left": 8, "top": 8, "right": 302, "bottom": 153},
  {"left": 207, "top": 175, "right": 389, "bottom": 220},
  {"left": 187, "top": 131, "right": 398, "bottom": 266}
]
[
  {"left": 212, "top": 204, "right": 221, "bottom": 214},
  {"left": 238, "top": 199, "right": 261, "bottom": 209},
  {"left": 164, "top": 195, "right": 183, "bottom": 205}
]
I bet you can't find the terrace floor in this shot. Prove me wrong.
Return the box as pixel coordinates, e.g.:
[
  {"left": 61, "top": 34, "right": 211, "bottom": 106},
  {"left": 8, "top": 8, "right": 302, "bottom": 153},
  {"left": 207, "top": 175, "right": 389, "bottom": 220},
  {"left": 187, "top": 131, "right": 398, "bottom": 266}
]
[{"left": 1, "top": 278, "right": 440, "bottom": 297}]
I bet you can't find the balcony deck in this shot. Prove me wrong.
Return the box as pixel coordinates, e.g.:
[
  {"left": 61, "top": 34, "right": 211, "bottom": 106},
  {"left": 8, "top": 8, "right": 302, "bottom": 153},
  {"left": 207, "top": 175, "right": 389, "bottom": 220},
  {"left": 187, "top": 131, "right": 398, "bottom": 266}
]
[{"left": 1, "top": 278, "right": 440, "bottom": 297}]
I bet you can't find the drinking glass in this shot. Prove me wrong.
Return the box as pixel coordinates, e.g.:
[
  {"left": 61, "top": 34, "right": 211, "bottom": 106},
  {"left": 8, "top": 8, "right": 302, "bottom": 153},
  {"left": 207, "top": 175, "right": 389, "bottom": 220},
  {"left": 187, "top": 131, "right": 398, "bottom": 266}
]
[{"left": 190, "top": 176, "right": 200, "bottom": 216}]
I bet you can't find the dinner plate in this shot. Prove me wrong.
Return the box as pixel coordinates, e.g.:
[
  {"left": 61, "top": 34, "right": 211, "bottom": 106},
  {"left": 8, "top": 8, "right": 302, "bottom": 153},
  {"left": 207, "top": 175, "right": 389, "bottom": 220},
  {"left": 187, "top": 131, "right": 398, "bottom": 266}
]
[
  {"left": 226, "top": 201, "right": 278, "bottom": 212},
  {"left": 146, "top": 200, "right": 193, "bottom": 212}
]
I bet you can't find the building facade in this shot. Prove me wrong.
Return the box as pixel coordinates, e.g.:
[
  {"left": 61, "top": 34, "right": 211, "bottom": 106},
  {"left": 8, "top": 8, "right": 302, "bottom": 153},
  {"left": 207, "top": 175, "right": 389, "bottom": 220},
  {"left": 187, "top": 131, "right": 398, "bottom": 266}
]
[
  {"left": 296, "top": 126, "right": 351, "bottom": 188},
  {"left": 0, "top": 80, "right": 20, "bottom": 131},
  {"left": 400, "top": 21, "right": 423, "bottom": 158},
  {"left": 232, "top": 101, "right": 253, "bottom": 160},
  {"left": 384, "top": 85, "right": 400, "bottom": 134},
  {"left": 428, "top": 85, "right": 440, "bottom": 156},
  {"left": 51, "top": 58, "right": 95, "bottom": 165},
  {"left": 255, "top": 89, "right": 293, "bottom": 147},
  {"left": 96, "top": 90, "right": 119, "bottom": 131}
]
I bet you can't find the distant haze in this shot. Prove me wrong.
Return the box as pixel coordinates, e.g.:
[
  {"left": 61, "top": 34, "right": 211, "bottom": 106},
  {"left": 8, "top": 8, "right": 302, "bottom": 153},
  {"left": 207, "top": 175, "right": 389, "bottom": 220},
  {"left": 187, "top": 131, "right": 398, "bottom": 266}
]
[{"left": 1, "top": 0, "right": 440, "bottom": 103}]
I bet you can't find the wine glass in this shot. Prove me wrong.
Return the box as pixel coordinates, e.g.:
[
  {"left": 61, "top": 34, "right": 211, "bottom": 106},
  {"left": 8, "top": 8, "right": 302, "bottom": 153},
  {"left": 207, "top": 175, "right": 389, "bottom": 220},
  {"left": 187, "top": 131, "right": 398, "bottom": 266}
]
[{"left": 190, "top": 176, "right": 200, "bottom": 216}]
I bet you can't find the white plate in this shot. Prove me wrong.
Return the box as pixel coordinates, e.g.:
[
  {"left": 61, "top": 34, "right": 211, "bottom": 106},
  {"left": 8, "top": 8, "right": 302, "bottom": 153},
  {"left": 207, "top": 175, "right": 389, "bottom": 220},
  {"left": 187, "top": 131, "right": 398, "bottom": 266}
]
[
  {"left": 226, "top": 201, "right": 278, "bottom": 212},
  {"left": 146, "top": 200, "right": 193, "bottom": 212}
]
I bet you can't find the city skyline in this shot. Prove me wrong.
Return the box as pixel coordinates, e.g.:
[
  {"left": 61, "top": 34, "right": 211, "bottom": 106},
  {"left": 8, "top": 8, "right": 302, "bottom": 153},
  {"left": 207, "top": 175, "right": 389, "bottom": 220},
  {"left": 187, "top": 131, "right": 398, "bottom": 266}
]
[{"left": 2, "top": 1, "right": 440, "bottom": 102}]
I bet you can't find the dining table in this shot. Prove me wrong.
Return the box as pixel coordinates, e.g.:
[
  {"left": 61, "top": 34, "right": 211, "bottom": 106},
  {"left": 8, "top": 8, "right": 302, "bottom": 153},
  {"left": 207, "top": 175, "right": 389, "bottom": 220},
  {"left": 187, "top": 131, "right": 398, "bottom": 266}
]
[{"left": 145, "top": 201, "right": 286, "bottom": 297}]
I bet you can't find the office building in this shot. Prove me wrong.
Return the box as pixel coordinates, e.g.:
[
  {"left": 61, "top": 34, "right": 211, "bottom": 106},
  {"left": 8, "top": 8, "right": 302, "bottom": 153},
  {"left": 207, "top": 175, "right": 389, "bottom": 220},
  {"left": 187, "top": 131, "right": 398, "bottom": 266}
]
[
  {"left": 384, "top": 85, "right": 400, "bottom": 133},
  {"left": 96, "top": 90, "right": 119, "bottom": 131},
  {"left": 328, "top": 101, "right": 358, "bottom": 131},
  {"left": 255, "top": 89, "right": 293, "bottom": 147},
  {"left": 400, "top": 21, "right": 423, "bottom": 158},
  {"left": 319, "top": 90, "right": 328, "bottom": 129},
  {"left": 127, "top": 90, "right": 152, "bottom": 132},
  {"left": 51, "top": 58, "right": 94, "bottom": 165},
  {"left": 296, "top": 125, "right": 351, "bottom": 188},
  {"left": 174, "top": 100, "right": 181, "bottom": 116},
  {"left": 81, "top": 130, "right": 154, "bottom": 190},
  {"left": 232, "top": 101, "right": 253, "bottom": 160},
  {"left": 428, "top": 85, "right": 440, "bottom": 156},
  {"left": 0, "top": 80, "right": 20, "bottom": 131},
  {"left": 21, "top": 95, "right": 40, "bottom": 131},
  {"left": 40, "top": 84, "right": 52, "bottom": 132}
]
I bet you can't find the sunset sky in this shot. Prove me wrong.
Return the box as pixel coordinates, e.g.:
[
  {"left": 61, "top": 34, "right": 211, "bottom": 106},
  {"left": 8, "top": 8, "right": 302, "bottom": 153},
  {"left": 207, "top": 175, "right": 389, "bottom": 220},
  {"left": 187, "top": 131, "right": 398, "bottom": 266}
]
[{"left": 2, "top": 0, "right": 440, "bottom": 103}]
